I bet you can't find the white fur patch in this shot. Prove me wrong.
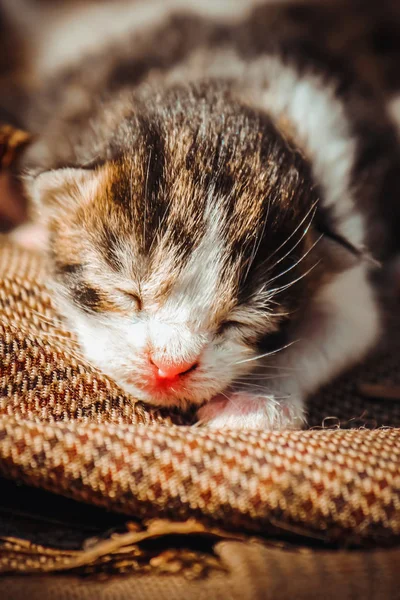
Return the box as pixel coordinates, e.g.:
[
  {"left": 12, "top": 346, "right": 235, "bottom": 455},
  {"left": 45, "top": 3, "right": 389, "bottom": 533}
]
[
  {"left": 3, "top": 0, "right": 261, "bottom": 79},
  {"left": 161, "top": 202, "right": 226, "bottom": 325},
  {"left": 251, "top": 56, "right": 365, "bottom": 248}
]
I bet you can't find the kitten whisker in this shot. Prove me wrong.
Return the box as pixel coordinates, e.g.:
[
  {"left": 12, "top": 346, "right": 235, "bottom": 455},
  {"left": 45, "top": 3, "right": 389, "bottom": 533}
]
[
  {"left": 268, "top": 259, "right": 321, "bottom": 298},
  {"left": 235, "top": 376, "right": 288, "bottom": 384},
  {"left": 265, "top": 200, "right": 319, "bottom": 270},
  {"left": 252, "top": 364, "right": 300, "bottom": 372},
  {"left": 265, "top": 233, "right": 323, "bottom": 287},
  {"left": 219, "top": 390, "right": 243, "bottom": 412},
  {"left": 233, "top": 339, "right": 298, "bottom": 366},
  {"left": 234, "top": 382, "right": 276, "bottom": 390},
  {"left": 129, "top": 159, "right": 134, "bottom": 211},
  {"left": 143, "top": 148, "right": 152, "bottom": 250},
  {"left": 243, "top": 197, "right": 271, "bottom": 282}
]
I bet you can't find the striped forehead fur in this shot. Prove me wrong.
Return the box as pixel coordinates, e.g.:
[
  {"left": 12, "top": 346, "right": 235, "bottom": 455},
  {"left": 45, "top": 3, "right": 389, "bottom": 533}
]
[{"left": 47, "top": 83, "right": 322, "bottom": 329}]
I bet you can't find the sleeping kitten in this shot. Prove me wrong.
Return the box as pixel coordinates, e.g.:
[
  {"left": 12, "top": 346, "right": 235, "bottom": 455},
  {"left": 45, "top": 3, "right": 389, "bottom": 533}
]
[{"left": 6, "top": 0, "right": 400, "bottom": 429}]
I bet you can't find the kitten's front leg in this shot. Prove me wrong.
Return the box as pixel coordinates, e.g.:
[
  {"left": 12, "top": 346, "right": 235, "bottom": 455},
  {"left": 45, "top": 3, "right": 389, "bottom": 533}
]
[{"left": 197, "top": 391, "right": 305, "bottom": 430}]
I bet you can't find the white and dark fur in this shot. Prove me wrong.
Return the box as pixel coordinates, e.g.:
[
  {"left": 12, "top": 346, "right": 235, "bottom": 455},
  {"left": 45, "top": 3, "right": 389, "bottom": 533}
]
[{"left": 4, "top": 0, "right": 400, "bottom": 429}]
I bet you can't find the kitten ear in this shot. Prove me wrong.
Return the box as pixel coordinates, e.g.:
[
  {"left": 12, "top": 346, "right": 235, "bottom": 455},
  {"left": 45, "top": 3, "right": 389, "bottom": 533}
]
[{"left": 26, "top": 167, "right": 100, "bottom": 220}]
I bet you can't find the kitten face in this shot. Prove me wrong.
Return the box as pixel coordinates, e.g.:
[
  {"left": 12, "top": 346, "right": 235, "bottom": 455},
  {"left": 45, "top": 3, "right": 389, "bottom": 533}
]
[{"left": 27, "top": 88, "right": 323, "bottom": 407}]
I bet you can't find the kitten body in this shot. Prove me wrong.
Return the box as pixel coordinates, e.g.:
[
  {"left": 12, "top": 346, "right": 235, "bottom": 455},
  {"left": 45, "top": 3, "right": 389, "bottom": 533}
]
[{"left": 5, "top": 0, "right": 400, "bottom": 428}]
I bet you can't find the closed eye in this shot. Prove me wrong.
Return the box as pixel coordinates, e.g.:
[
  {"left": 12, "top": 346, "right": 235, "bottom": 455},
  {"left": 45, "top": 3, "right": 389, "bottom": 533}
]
[
  {"left": 217, "top": 320, "right": 243, "bottom": 335},
  {"left": 116, "top": 289, "right": 142, "bottom": 310}
]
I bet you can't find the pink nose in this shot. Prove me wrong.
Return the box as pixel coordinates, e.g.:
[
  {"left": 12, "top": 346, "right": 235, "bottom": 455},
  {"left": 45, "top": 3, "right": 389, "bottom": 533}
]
[{"left": 150, "top": 357, "right": 198, "bottom": 379}]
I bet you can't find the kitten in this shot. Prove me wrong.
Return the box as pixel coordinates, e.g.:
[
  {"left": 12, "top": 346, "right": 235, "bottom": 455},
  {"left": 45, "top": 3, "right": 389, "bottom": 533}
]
[{"left": 6, "top": 0, "right": 400, "bottom": 429}]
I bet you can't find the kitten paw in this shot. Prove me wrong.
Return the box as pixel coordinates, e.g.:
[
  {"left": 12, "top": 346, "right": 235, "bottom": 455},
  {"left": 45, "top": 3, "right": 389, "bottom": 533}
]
[{"left": 196, "top": 392, "right": 305, "bottom": 430}]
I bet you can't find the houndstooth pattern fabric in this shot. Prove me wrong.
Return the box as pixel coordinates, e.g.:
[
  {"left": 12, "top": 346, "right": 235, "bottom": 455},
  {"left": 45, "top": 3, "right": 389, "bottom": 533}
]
[{"left": 0, "top": 239, "right": 399, "bottom": 548}]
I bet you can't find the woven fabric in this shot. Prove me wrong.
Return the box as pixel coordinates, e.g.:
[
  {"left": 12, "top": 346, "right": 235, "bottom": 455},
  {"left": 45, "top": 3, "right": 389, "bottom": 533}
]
[{"left": 0, "top": 238, "right": 399, "bottom": 570}]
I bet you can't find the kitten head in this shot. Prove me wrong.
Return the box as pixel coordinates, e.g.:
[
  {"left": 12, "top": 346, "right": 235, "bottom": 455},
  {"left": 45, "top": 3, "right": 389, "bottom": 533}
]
[{"left": 24, "top": 84, "right": 327, "bottom": 407}]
